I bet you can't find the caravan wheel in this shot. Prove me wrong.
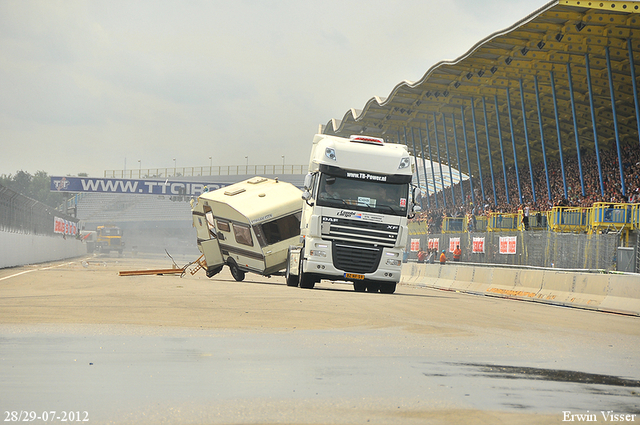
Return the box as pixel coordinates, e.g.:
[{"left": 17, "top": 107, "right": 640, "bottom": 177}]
[{"left": 227, "top": 259, "right": 245, "bottom": 282}]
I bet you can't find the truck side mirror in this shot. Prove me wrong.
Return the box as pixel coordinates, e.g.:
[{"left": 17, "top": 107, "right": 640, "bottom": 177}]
[
  {"left": 302, "top": 190, "right": 314, "bottom": 206},
  {"left": 303, "top": 173, "right": 313, "bottom": 191}
]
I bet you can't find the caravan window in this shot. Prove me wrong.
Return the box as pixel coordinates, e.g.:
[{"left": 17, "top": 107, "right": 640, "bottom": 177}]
[
  {"left": 217, "top": 220, "right": 230, "bottom": 232},
  {"left": 253, "top": 212, "right": 301, "bottom": 248},
  {"left": 232, "top": 223, "right": 254, "bottom": 247}
]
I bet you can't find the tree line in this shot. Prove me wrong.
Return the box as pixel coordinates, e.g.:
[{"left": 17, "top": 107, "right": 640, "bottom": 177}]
[{"left": 0, "top": 170, "right": 86, "bottom": 209}]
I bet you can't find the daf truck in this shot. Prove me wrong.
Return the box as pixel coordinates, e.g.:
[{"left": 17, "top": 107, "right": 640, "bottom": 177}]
[{"left": 285, "top": 134, "right": 419, "bottom": 294}]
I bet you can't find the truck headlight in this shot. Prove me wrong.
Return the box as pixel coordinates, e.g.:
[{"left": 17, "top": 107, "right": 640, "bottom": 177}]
[
  {"left": 398, "top": 157, "right": 410, "bottom": 169},
  {"left": 325, "top": 148, "right": 337, "bottom": 161},
  {"left": 310, "top": 250, "right": 327, "bottom": 257},
  {"left": 386, "top": 259, "right": 402, "bottom": 266}
]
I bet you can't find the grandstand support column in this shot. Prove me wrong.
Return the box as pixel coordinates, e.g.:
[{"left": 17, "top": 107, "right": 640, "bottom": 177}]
[
  {"left": 550, "top": 71, "right": 568, "bottom": 199},
  {"left": 451, "top": 113, "right": 465, "bottom": 205},
  {"left": 470, "top": 99, "right": 487, "bottom": 205},
  {"left": 494, "top": 95, "right": 510, "bottom": 205},
  {"left": 606, "top": 46, "right": 627, "bottom": 197},
  {"left": 534, "top": 75, "right": 552, "bottom": 201},
  {"left": 432, "top": 113, "right": 447, "bottom": 208},
  {"left": 418, "top": 127, "right": 432, "bottom": 209},
  {"left": 519, "top": 79, "right": 537, "bottom": 204},
  {"left": 585, "top": 54, "right": 605, "bottom": 197},
  {"left": 408, "top": 127, "right": 423, "bottom": 209},
  {"left": 460, "top": 106, "right": 476, "bottom": 207},
  {"left": 441, "top": 113, "right": 456, "bottom": 206},
  {"left": 567, "top": 63, "right": 586, "bottom": 197},
  {"left": 628, "top": 38, "right": 640, "bottom": 149},
  {"left": 481, "top": 97, "right": 498, "bottom": 206},
  {"left": 506, "top": 88, "right": 523, "bottom": 204},
  {"left": 424, "top": 120, "right": 439, "bottom": 209}
]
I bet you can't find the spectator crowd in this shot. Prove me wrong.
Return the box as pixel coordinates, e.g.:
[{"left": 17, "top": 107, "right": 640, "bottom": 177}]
[{"left": 412, "top": 142, "right": 640, "bottom": 233}]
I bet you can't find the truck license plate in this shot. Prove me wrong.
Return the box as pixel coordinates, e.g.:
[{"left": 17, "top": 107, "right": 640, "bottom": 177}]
[{"left": 344, "top": 273, "right": 365, "bottom": 280}]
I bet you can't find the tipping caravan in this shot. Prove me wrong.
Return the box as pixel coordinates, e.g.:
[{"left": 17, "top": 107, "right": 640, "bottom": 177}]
[
  {"left": 191, "top": 177, "right": 303, "bottom": 281},
  {"left": 285, "top": 134, "right": 419, "bottom": 294}
]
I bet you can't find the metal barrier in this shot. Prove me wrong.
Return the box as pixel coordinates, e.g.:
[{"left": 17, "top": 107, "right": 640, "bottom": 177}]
[
  {"left": 548, "top": 207, "right": 591, "bottom": 233},
  {"left": 442, "top": 217, "right": 466, "bottom": 233},
  {"left": 487, "top": 213, "right": 518, "bottom": 232},
  {"left": 105, "top": 164, "right": 307, "bottom": 179},
  {"left": 408, "top": 220, "right": 429, "bottom": 235},
  {"left": 591, "top": 202, "right": 633, "bottom": 234},
  {"left": 406, "top": 231, "right": 623, "bottom": 271},
  {"left": 0, "top": 184, "right": 78, "bottom": 236}
]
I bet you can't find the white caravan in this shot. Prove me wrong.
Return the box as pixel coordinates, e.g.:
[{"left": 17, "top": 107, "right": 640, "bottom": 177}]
[
  {"left": 285, "top": 134, "right": 419, "bottom": 293},
  {"left": 191, "top": 177, "right": 302, "bottom": 281}
]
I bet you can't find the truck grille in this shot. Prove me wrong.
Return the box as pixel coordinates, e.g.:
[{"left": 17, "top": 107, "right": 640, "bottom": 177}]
[
  {"left": 333, "top": 242, "right": 382, "bottom": 274},
  {"left": 321, "top": 217, "right": 399, "bottom": 247}
]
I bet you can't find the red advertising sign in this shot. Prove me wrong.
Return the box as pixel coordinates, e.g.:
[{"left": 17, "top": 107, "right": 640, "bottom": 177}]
[
  {"left": 448, "top": 237, "right": 460, "bottom": 252},
  {"left": 428, "top": 238, "right": 439, "bottom": 251},
  {"left": 472, "top": 237, "right": 485, "bottom": 253},
  {"left": 54, "top": 217, "right": 77, "bottom": 236},
  {"left": 499, "top": 236, "right": 517, "bottom": 254},
  {"left": 410, "top": 238, "right": 420, "bottom": 252}
]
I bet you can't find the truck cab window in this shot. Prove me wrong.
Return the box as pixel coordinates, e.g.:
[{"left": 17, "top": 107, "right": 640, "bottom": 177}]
[{"left": 316, "top": 174, "right": 408, "bottom": 217}]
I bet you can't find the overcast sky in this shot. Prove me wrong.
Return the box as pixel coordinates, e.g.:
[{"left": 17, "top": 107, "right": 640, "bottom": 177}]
[{"left": 0, "top": 0, "right": 551, "bottom": 178}]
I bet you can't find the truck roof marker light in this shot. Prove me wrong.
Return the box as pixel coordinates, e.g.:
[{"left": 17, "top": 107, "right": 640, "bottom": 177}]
[
  {"left": 325, "top": 147, "right": 337, "bottom": 161},
  {"left": 349, "top": 135, "right": 384, "bottom": 145},
  {"left": 399, "top": 157, "right": 411, "bottom": 169}
]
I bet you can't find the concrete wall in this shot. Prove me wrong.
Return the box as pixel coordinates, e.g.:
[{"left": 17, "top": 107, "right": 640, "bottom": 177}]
[
  {"left": 401, "top": 262, "right": 640, "bottom": 316},
  {"left": 0, "top": 231, "right": 86, "bottom": 269}
]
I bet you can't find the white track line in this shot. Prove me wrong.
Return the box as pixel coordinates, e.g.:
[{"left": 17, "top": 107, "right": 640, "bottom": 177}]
[{"left": 0, "top": 261, "right": 75, "bottom": 282}]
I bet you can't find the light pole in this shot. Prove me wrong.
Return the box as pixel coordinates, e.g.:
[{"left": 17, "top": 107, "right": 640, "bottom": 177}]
[
  {"left": 245, "top": 156, "right": 248, "bottom": 174},
  {"left": 282, "top": 155, "right": 285, "bottom": 173},
  {"left": 173, "top": 158, "right": 176, "bottom": 177},
  {"left": 138, "top": 160, "right": 141, "bottom": 178},
  {"left": 209, "top": 156, "right": 212, "bottom": 175}
]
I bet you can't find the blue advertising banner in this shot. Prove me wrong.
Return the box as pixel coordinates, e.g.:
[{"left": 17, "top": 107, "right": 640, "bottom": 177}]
[{"left": 50, "top": 176, "right": 227, "bottom": 196}]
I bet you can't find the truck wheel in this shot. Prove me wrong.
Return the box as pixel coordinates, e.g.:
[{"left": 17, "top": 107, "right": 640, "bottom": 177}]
[
  {"left": 366, "top": 281, "right": 380, "bottom": 293},
  {"left": 379, "top": 283, "right": 397, "bottom": 294},
  {"left": 353, "top": 281, "right": 366, "bottom": 292},
  {"left": 228, "top": 259, "right": 245, "bottom": 282},
  {"left": 298, "top": 249, "right": 314, "bottom": 289},
  {"left": 299, "top": 273, "right": 315, "bottom": 289}
]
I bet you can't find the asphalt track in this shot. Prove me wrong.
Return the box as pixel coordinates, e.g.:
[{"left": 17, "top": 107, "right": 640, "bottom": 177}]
[{"left": 1, "top": 253, "right": 639, "bottom": 424}]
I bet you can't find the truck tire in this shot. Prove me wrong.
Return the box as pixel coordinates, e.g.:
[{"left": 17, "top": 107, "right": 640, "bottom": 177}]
[
  {"left": 298, "top": 248, "right": 315, "bottom": 289},
  {"left": 228, "top": 259, "right": 245, "bottom": 282},
  {"left": 379, "top": 282, "right": 396, "bottom": 294},
  {"left": 353, "top": 281, "right": 366, "bottom": 292},
  {"left": 366, "top": 281, "right": 380, "bottom": 293},
  {"left": 299, "top": 272, "right": 315, "bottom": 289}
]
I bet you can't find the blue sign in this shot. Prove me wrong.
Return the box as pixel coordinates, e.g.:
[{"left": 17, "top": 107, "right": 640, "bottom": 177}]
[{"left": 50, "top": 176, "right": 227, "bottom": 196}]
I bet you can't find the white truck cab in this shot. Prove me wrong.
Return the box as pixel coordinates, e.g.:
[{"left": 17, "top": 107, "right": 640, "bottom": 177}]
[{"left": 286, "top": 134, "right": 419, "bottom": 293}]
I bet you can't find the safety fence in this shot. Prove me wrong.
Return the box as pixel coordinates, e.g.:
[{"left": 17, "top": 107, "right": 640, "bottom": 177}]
[
  {"left": 406, "top": 231, "right": 625, "bottom": 271},
  {"left": 105, "top": 164, "right": 307, "bottom": 179},
  {"left": 412, "top": 202, "right": 640, "bottom": 236},
  {"left": 0, "top": 183, "right": 78, "bottom": 236}
]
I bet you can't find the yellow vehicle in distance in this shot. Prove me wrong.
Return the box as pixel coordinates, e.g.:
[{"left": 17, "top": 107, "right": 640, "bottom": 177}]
[{"left": 95, "top": 225, "right": 124, "bottom": 255}]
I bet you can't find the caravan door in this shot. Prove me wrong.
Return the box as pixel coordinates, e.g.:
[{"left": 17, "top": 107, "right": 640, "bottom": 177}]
[{"left": 192, "top": 205, "right": 224, "bottom": 274}]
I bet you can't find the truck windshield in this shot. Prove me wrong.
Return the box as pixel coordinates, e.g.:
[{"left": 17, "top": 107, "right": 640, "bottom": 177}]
[{"left": 316, "top": 174, "right": 408, "bottom": 217}]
